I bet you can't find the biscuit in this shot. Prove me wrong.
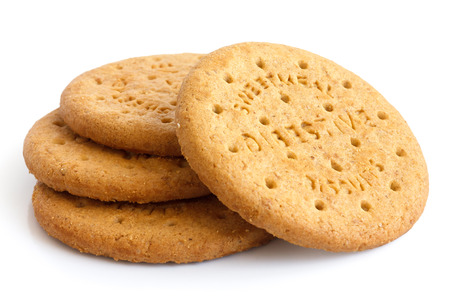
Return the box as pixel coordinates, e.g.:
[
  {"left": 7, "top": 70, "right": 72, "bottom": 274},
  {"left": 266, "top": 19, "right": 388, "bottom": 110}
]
[
  {"left": 176, "top": 42, "right": 428, "bottom": 252},
  {"left": 60, "top": 53, "right": 203, "bottom": 156},
  {"left": 24, "top": 110, "right": 210, "bottom": 203},
  {"left": 32, "top": 182, "right": 273, "bottom": 263}
]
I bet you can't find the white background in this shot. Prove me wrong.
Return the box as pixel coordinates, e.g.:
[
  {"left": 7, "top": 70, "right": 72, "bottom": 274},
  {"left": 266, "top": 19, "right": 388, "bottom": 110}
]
[{"left": 1, "top": 0, "right": 448, "bottom": 299}]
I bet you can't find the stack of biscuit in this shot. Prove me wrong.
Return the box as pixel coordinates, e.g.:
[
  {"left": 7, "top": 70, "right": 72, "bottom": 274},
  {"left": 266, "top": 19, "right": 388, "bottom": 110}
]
[
  {"left": 23, "top": 54, "right": 274, "bottom": 263},
  {"left": 24, "top": 43, "right": 429, "bottom": 263}
]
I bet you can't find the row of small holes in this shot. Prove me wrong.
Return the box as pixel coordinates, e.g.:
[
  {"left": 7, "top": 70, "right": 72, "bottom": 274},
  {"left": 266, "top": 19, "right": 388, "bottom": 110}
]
[
  {"left": 314, "top": 200, "right": 372, "bottom": 212},
  {"left": 257, "top": 59, "right": 309, "bottom": 70},
  {"left": 151, "top": 63, "right": 173, "bottom": 69}
]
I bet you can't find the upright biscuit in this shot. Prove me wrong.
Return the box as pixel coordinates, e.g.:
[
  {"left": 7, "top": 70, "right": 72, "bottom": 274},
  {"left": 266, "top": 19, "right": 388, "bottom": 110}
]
[
  {"left": 60, "top": 53, "right": 203, "bottom": 156},
  {"left": 32, "top": 182, "right": 273, "bottom": 263},
  {"left": 176, "top": 42, "right": 428, "bottom": 252},
  {"left": 24, "top": 110, "right": 210, "bottom": 203}
]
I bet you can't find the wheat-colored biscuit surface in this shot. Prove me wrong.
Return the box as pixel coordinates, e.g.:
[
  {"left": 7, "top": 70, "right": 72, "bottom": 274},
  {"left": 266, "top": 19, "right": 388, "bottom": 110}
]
[
  {"left": 60, "top": 54, "right": 203, "bottom": 156},
  {"left": 176, "top": 42, "right": 429, "bottom": 251},
  {"left": 24, "top": 110, "right": 210, "bottom": 203},
  {"left": 32, "top": 182, "right": 273, "bottom": 263}
]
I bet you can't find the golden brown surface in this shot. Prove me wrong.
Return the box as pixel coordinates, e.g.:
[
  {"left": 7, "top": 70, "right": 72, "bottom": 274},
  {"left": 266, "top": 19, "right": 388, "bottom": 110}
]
[
  {"left": 24, "top": 110, "right": 210, "bottom": 203},
  {"left": 60, "top": 53, "right": 203, "bottom": 156},
  {"left": 32, "top": 182, "right": 273, "bottom": 263},
  {"left": 176, "top": 42, "right": 428, "bottom": 252}
]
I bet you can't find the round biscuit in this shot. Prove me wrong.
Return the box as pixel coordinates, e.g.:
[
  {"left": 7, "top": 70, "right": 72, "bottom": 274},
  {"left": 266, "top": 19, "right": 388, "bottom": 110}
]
[
  {"left": 32, "top": 182, "right": 273, "bottom": 263},
  {"left": 60, "top": 53, "right": 204, "bottom": 156},
  {"left": 24, "top": 110, "right": 210, "bottom": 203},
  {"left": 176, "top": 42, "right": 429, "bottom": 252}
]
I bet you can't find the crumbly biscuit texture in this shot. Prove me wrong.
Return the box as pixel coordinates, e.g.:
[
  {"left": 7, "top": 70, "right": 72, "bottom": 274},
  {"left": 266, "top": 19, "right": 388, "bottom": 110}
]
[
  {"left": 176, "top": 42, "right": 428, "bottom": 251},
  {"left": 60, "top": 53, "right": 204, "bottom": 156},
  {"left": 24, "top": 110, "right": 210, "bottom": 203},
  {"left": 32, "top": 182, "right": 273, "bottom": 263}
]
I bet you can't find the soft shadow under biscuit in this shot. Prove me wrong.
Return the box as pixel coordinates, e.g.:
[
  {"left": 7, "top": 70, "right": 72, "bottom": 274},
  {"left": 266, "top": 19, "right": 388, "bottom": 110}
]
[{"left": 32, "top": 182, "right": 273, "bottom": 264}]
